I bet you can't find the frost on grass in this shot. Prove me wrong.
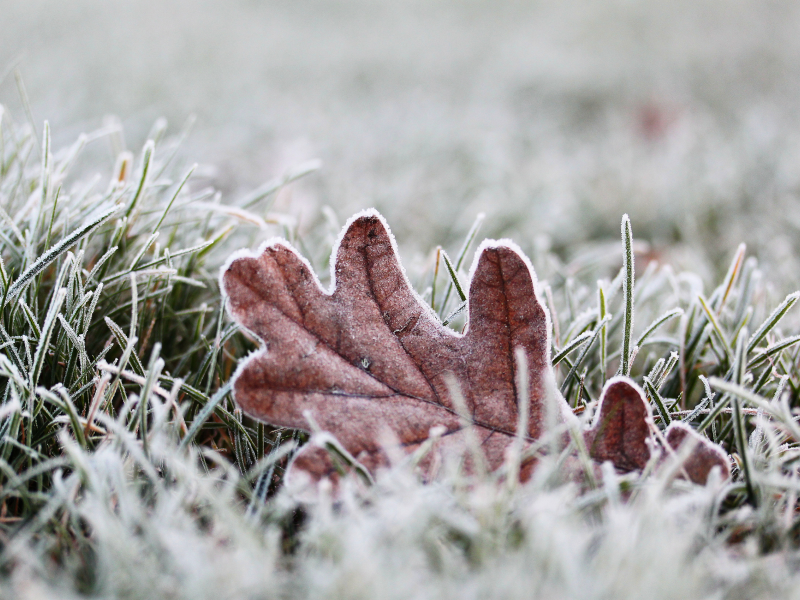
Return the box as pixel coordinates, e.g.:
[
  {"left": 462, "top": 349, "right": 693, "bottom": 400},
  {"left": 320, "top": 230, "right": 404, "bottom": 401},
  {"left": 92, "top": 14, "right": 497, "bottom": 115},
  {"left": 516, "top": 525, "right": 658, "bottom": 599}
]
[{"left": 1, "top": 116, "right": 800, "bottom": 599}]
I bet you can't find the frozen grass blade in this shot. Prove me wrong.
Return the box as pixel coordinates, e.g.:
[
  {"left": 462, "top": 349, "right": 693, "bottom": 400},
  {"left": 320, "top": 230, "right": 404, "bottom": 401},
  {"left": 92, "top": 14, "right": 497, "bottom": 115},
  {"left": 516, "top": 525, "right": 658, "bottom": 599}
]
[
  {"left": 128, "top": 272, "right": 138, "bottom": 339},
  {"left": 656, "top": 351, "right": 678, "bottom": 391},
  {"left": 29, "top": 288, "right": 66, "bottom": 391},
  {"left": 314, "top": 431, "right": 374, "bottom": 486},
  {"left": 506, "top": 347, "right": 530, "bottom": 489},
  {"left": 430, "top": 246, "right": 441, "bottom": 310},
  {"left": 104, "top": 317, "right": 145, "bottom": 375},
  {"left": 444, "top": 373, "right": 487, "bottom": 476},
  {"left": 733, "top": 257, "right": 759, "bottom": 329},
  {"left": 5, "top": 206, "right": 119, "bottom": 302},
  {"left": 698, "top": 294, "right": 731, "bottom": 362},
  {"left": 746, "top": 291, "right": 800, "bottom": 353},
  {"left": 635, "top": 308, "right": 683, "bottom": 348},
  {"left": 86, "top": 246, "right": 117, "bottom": 283},
  {"left": 440, "top": 213, "right": 483, "bottom": 312},
  {"left": 643, "top": 376, "right": 671, "bottom": 425},
  {"left": 442, "top": 300, "right": 467, "bottom": 326},
  {"left": 597, "top": 282, "right": 608, "bottom": 381},
  {"left": 440, "top": 250, "right": 466, "bottom": 305},
  {"left": 137, "top": 343, "right": 164, "bottom": 458},
  {"left": 153, "top": 163, "right": 196, "bottom": 233},
  {"left": 732, "top": 390, "right": 757, "bottom": 506},
  {"left": 560, "top": 315, "right": 609, "bottom": 395},
  {"left": 619, "top": 214, "right": 634, "bottom": 376},
  {"left": 18, "top": 299, "right": 41, "bottom": 338},
  {"left": 681, "top": 375, "right": 715, "bottom": 424},
  {"left": 748, "top": 335, "right": 800, "bottom": 368},
  {"left": 84, "top": 373, "right": 110, "bottom": 436},
  {"left": 714, "top": 243, "right": 746, "bottom": 312},
  {"left": 179, "top": 380, "right": 234, "bottom": 449},
  {"left": 124, "top": 140, "right": 154, "bottom": 219},
  {"left": 552, "top": 330, "right": 593, "bottom": 366}
]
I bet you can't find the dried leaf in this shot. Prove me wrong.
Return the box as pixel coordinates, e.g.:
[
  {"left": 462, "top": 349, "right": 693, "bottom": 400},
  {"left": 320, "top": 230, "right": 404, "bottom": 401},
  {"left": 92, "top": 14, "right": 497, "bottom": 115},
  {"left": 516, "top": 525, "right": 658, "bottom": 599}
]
[
  {"left": 665, "top": 422, "right": 731, "bottom": 484},
  {"left": 223, "top": 210, "right": 567, "bottom": 483},
  {"left": 584, "top": 379, "right": 731, "bottom": 485},
  {"left": 584, "top": 378, "right": 652, "bottom": 473},
  {"left": 221, "top": 209, "right": 729, "bottom": 489}
]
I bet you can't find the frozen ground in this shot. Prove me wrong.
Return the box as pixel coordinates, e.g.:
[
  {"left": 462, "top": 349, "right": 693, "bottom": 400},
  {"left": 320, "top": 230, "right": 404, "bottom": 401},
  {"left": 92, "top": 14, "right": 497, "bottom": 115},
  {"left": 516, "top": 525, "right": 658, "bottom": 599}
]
[{"left": 3, "top": 0, "right": 800, "bottom": 283}]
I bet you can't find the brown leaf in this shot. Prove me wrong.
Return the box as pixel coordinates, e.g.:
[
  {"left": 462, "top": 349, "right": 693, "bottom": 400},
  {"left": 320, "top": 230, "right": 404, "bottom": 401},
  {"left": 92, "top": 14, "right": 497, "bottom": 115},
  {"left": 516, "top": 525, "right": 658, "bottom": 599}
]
[
  {"left": 221, "top": 209, "right": 730, "bottom": 489},
  {"left": 222, "top": 210, "right": 567, "bottom": 483},
  {"left": 583, "top": 379, "right": 731, "bottom": 486},
  {"left": 665, "top": 422, "right": 731, "bottom": 485},
  {"left": 583, "top": 378, "right": 652, "bottom": 472}
]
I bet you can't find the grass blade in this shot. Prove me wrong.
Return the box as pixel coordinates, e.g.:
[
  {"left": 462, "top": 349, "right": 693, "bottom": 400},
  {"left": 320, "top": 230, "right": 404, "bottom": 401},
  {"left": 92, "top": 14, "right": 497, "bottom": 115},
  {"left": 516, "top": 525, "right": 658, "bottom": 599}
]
[
  {"left": 180, "top": 380, "right": 233, "bottom": 449},
  {"left": 746, "top": 292, "right": 800, "bottom": 353},
  {"left": 698, "top": 294, "right": 731, "bottom": 362},
  {"left": 552, "top": 330, "right": 593, "bottom": 366},
  {"left": 124, "top": 140, "right": 154, "bottom": 219},
  {"left": 635, "top": 308, "right": 683, "bottom": 348},
  {"left": 6, "top": 207, "right": 120, "bottom": 302},
  {"left": 441, "top": 250, "right": 466, "bottom": 304},
  {"left": 440, "top": 213, "right": 484, "bottom": 311},
  {"left": 619, "top": 214, "right": 634, "bottom": 376},
  {"left": 643, "top": 376, "right": 671, "bottom": 425}
]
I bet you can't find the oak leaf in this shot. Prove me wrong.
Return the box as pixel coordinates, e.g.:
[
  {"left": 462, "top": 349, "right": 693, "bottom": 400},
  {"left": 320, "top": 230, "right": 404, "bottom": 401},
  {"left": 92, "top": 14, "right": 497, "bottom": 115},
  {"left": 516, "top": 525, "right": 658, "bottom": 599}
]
[
  {"left": 586, "top": 379, "right": 731, "bottom": 485},
  {"left": 221, "top": 210, "right": 729, "bottom": 488}
]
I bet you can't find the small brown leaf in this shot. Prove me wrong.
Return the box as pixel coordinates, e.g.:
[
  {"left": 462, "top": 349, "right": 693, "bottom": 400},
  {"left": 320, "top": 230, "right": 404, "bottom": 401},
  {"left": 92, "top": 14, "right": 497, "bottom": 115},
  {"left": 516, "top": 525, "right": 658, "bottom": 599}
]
[
  {"left": 582, "top": 379, "right": 731, "bottom": 485},
  {"left": 583, "top": 378, "right": 652, "bottom": 472},
  {"left": 665, "top": 422, "right": 731, "bottom": 485}
]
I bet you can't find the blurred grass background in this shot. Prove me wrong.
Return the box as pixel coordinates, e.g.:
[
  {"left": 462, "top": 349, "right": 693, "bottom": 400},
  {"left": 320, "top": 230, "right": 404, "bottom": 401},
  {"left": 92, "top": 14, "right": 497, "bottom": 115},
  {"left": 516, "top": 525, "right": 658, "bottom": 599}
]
[{"left": 3, "top": 0, "right": 800, "bottom": 284}]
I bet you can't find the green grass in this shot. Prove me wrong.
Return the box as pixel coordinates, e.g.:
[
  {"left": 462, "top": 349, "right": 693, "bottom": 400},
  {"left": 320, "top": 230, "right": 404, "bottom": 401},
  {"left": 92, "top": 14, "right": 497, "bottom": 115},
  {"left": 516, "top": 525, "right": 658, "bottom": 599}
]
[{"left": 2, "top": 113, "right": 800, "bottom": 599}]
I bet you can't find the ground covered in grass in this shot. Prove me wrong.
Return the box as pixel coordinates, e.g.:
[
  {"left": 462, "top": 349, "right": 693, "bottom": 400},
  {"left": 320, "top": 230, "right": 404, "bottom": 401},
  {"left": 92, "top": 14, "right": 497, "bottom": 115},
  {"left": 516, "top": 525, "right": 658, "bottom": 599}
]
[{"left": 1, "top": 112, "right": 800, "bottom": 599}]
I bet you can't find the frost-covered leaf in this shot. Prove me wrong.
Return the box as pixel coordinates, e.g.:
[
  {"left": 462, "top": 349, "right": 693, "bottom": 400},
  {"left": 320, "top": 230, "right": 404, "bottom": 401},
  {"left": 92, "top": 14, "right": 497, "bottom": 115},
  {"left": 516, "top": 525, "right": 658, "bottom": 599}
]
[
  {"left": 222, "top": 210, "right": 728, "bottom": 488},
  {"left": 584, "top": 378, "right": 652, "bottom": 473},
  {"left": 666, "top": 422, "right": 731, "bottom": 484}
]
